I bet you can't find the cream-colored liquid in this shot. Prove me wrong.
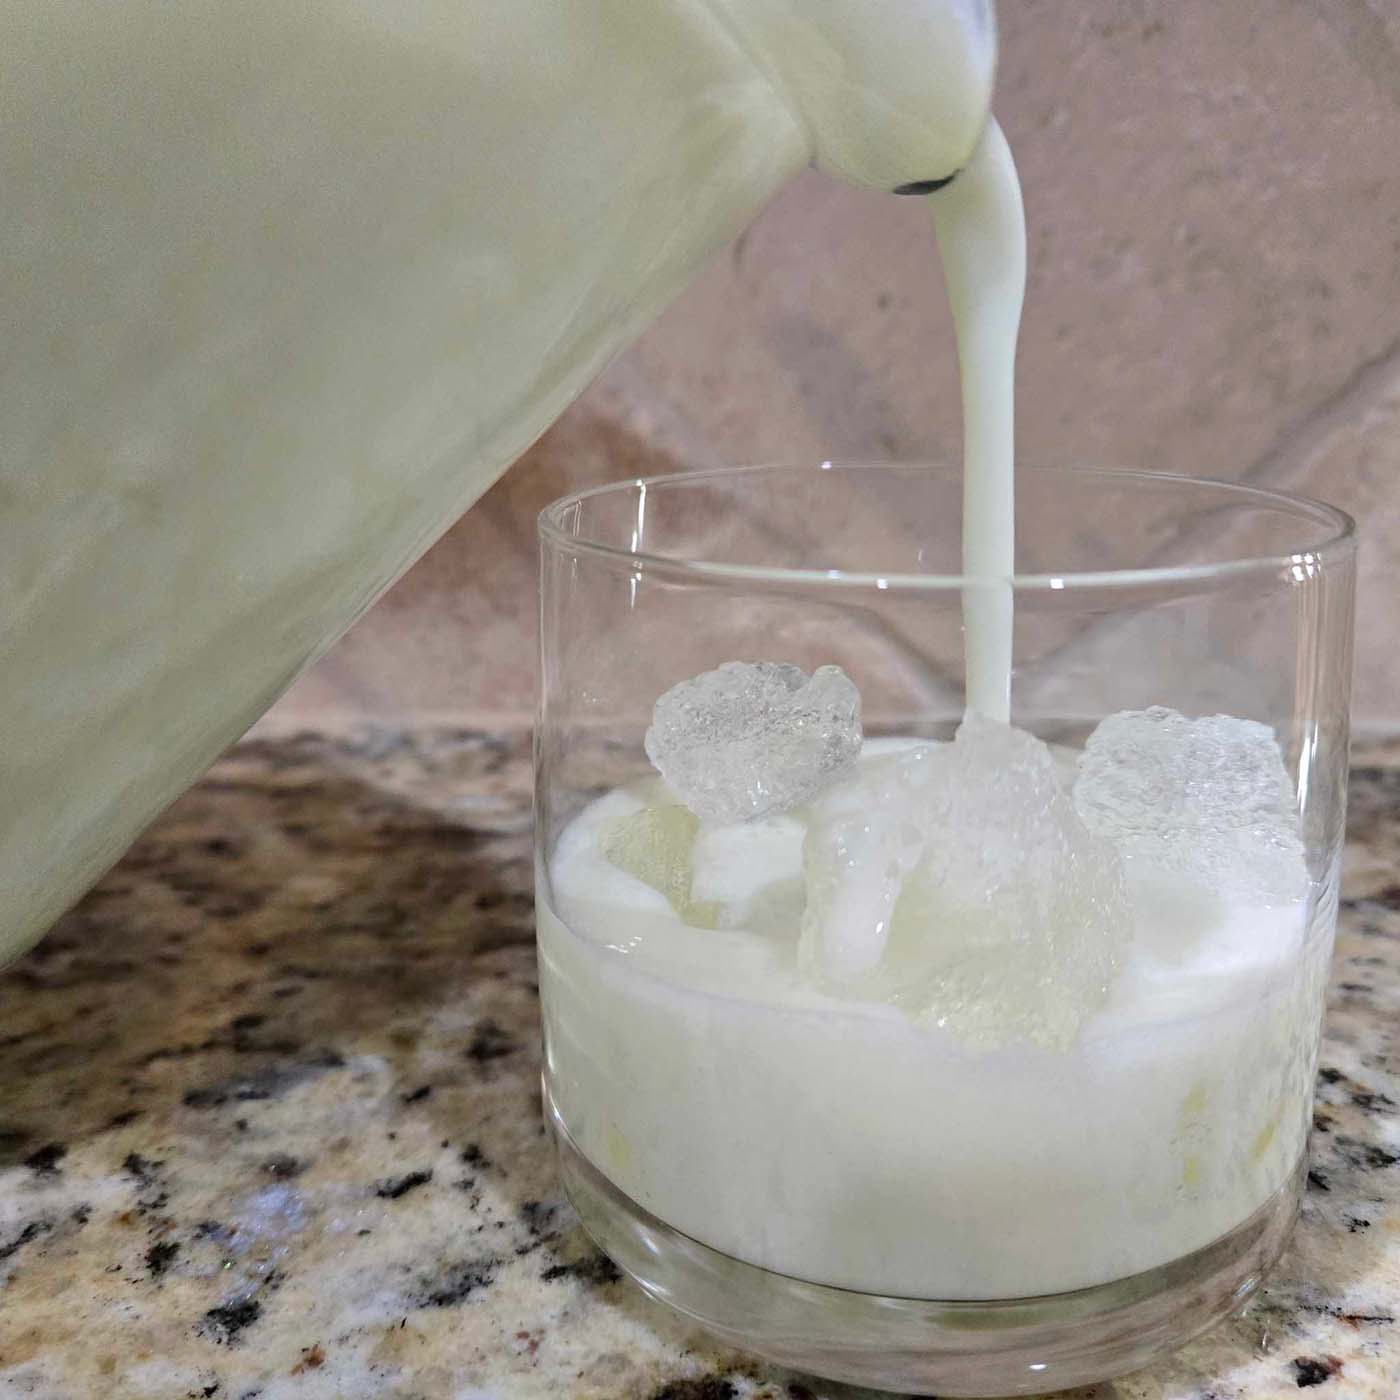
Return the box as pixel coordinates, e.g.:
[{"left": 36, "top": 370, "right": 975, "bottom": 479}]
[
  {"left": 930, "top": 119, "right": 1027, "bottom": 721},
  {"left": 542, "top": 773, "right": 1324, "bottom": 1297}
]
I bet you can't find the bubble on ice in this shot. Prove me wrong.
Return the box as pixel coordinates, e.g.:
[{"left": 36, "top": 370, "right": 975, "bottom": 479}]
[
  {"left": 1073, "top": 707, "right": 1308, "bottom": 904},
  {"left": 800, "top": 716, "right": 1131, "bottom": 1050},
  {"left": 601, "top": 804, "right": 719, "bottom": 929},
  {"left": 644, "top": 661, "right": 862, "bottom": 824}
]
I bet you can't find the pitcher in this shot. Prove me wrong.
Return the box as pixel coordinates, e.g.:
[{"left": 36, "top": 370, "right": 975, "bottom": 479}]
[{"left": 0, "top": 0, "right": 995, "bottom": 961}]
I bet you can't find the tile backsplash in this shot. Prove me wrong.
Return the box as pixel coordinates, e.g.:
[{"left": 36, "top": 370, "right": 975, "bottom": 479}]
[{"left": 267, "top": 1, "right": 1400, "bottom": 734}]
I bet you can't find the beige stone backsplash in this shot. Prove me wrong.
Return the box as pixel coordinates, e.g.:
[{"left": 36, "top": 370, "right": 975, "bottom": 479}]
[{"left": 267, "top": 0, "right": 1400, "bottom": 734}]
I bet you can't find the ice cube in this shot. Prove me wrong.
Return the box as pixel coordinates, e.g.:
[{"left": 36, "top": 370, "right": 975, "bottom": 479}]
[
  {"left": 801, "top": 716, "right": 1131, "bottom": 1049},
  {"left": 691, "top": 815, "right": 807, "bottom": 935},
  {"left": 1073, "top": 707, "right": 1308, "bottom": 903},
  {"left": 799, "top": 743, "right": 944, "bottom": 986},
  {"left": 600, "top": 805, "right": 718, "bottom": 929},
  {"left": 644, "top": 661, "right": 862, "bottom": 825}
]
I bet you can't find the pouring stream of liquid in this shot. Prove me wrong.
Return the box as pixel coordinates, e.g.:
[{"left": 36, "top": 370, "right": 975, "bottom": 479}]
[{"left": 928, "top": 118, "right": 1027, "bottom": 722}]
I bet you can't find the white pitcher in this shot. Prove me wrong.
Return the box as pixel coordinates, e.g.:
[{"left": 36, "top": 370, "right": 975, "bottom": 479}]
[{"left": 0, "top": 0, "right": 995, "bottom": 960}]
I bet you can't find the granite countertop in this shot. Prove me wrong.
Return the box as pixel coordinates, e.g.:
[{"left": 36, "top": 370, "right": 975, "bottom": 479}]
[{"left": 2, "top": 730, "right": 1399, "bottom": 1400}]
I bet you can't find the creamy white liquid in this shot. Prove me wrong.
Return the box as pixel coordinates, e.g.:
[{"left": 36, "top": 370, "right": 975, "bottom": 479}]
[
  {"left": 930, "top": 118, "right": 1027, "bottom": 722},
  {"left": 541, "top": 770, "right": 1324, "bottom": 1298}
]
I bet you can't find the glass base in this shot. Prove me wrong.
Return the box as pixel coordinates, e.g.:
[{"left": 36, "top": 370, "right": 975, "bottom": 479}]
[{"left": 549, "top": 1096, "right": 1302, "bottom": 1396}]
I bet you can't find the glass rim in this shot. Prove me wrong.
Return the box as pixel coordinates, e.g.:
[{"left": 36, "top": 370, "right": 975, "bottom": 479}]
[{"left": 538, "top": 462, "right": 1356, "bottom": 592}]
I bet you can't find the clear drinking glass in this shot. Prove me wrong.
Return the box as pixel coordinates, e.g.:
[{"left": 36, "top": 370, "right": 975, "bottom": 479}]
[{"left": 534, "top": 463, "right": 1355, "bottom": 1396}]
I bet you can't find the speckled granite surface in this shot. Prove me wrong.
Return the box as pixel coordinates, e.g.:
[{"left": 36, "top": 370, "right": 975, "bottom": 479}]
[{"left": 1, "top": 730, "right": 1398, "bottom": 1400}]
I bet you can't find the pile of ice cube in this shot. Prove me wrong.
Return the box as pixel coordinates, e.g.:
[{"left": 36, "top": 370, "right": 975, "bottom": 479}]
[
  {"left": 800, "top": 714, "right": 1130, "bottom": 1049},
  {"left": 600, "top": 661, "right": 1307, "bottom": 1050}
]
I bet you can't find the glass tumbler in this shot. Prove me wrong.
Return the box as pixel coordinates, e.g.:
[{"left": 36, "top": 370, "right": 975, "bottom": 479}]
[{"left": 534, "top": 463, "right": 1355, "bottom": 1395}]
